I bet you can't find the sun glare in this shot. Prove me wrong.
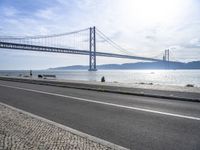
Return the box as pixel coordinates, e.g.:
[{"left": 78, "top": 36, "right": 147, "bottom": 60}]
[{"left": 123, "top": 0, "right": 184, "bottom": 25}]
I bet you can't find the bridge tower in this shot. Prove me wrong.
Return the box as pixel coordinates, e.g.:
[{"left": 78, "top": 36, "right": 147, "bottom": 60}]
[
  {"left": 89, "top": 26, "right": 97, "bottom": 71},
  {"left": 163, "top": 49, "right": 169, "bottom": 62}
]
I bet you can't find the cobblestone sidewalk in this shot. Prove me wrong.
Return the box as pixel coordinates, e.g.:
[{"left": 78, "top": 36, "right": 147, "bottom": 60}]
[{"left": 0, "top": 103, "right": 125, "bottom": 150}]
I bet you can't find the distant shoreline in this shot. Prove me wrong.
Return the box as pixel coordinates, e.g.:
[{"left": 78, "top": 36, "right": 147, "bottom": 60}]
[
  {"left": 48, "top": 60, "right": 200, "bottom": 70},
  {"left": 1, "top": 69, "right": 200, "bottom": 73}
]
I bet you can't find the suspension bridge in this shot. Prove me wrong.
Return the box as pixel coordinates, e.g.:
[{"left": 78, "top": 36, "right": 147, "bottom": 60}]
[{"left": 0, "top": 26, "right": 165, "bottom": 71}]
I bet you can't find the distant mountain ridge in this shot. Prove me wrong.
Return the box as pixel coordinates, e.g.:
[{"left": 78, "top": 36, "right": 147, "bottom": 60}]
[{"left": 48, "top": 61, "right": 200, "bottom": 70}]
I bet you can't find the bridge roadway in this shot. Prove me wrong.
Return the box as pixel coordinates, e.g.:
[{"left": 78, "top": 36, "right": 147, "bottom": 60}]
[
  {"left": 0, "top": 80, "right": 199, "bottom": 150},
  {"left": 0, "top": 41, "right": 162, "bottom": 62}
]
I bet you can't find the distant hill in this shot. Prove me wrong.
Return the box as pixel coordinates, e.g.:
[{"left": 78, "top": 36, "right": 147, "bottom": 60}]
[{"left": 48, "top": 61, "right": 200, "bottom": 70}]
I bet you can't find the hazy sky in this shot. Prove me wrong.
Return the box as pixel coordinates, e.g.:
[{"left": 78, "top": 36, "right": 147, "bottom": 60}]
[{"left": 0, "top": 0, "right": 200, "bottom": 70}]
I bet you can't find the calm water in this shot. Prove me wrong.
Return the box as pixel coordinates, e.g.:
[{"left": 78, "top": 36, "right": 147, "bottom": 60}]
[{"left": 0, "top": 70, "right": 200, "bottom": 87}]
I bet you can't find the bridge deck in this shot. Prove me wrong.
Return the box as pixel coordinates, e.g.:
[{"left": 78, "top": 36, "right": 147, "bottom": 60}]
[{"left": 0, "top": 41, "right": 162, "bottom": 62}]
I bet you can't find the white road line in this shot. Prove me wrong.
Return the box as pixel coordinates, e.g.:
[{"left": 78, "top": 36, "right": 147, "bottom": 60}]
[{"left": 0, "top": 83, "right": 200, "bottom": 121}]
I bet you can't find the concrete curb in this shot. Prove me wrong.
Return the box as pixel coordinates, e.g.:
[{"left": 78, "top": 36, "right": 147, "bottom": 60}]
[
  {"left": 0, "top": 76, "right": 199, "bottom": 103},
  {"left": 0, "top": 102, "right": 129, "bottom": 150}
]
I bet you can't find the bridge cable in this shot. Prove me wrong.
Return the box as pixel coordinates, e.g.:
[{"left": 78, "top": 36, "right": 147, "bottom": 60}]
[
  {"left": 96, "top": 28, "right": 135, "bottom": 55},
  {"left": 0, "top": 28, "right": 89, "bottom": 40}
]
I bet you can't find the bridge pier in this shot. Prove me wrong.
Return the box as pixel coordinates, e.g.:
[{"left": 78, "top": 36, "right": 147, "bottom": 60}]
[{"left": 88, "top": 26, "right": 97, "bottom": 71}]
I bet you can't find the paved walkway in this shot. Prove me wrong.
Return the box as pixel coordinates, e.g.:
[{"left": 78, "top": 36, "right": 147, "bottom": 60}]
[
  {"left": 0, "top": 103, "right": 125, "bottom": 150},
  {"left": 0, "top": 76, "right": 199, "bottom": 102}
]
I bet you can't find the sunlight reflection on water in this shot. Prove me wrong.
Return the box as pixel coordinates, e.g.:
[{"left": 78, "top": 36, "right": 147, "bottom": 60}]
[{"left": 0, "top": 70, "right": 200, "bottom": 87}]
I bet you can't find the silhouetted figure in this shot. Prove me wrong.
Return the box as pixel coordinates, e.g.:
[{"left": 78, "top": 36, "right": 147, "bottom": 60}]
[
  {"left": 30, "top": 70, "right": 32, "bottom": 77},
  {"left": 101, "top": 76, "right": 105, "bottom": 82},
  {"left": 38, "top": 74, "right": 43, "bottom": 78}
]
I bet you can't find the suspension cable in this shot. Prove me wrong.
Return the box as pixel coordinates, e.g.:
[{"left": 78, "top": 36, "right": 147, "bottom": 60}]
[
  {"left": 96, "top": 28, "right": 135, "bottom": 55},
  {"left": 0, "top": 28, "right": 89, "bottom": 40}
]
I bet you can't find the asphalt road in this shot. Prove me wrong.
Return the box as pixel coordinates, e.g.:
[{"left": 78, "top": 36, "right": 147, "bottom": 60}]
[{"left": 0, "top": 80, "right": 199, "bottom": 150}]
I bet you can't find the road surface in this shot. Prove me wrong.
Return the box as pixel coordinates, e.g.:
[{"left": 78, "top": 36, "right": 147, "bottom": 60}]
[{"left": 0, "top": 80, "right": 199, "bottom": 150}]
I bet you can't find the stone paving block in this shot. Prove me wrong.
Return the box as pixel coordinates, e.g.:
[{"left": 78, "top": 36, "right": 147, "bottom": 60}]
[{"left": 0, "top": 104, "right": 125, "bottom": 150}]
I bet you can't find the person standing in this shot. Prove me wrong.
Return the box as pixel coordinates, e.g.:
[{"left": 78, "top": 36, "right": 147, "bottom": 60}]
[
  {"left": 101, "top": 76, "right": 105, "bottom": 82},
  {"left": 30, "top": 70, "right": 32, "bottom": 77}
]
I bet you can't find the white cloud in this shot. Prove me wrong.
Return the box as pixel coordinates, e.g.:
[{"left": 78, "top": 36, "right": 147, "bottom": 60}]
[
  {"left": 2, "top": 6, "right": 19, "bottom": 17},
  {"left": 189, "top": 38, "right": 200, "bottom": 47},
  {"left": 35, "top": 8, "right": 56, "bottom": 20}
]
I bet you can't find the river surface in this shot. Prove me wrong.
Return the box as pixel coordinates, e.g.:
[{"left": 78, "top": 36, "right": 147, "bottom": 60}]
[{"left": 0, "top": 70, "right": 200, "bottom": 87}]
